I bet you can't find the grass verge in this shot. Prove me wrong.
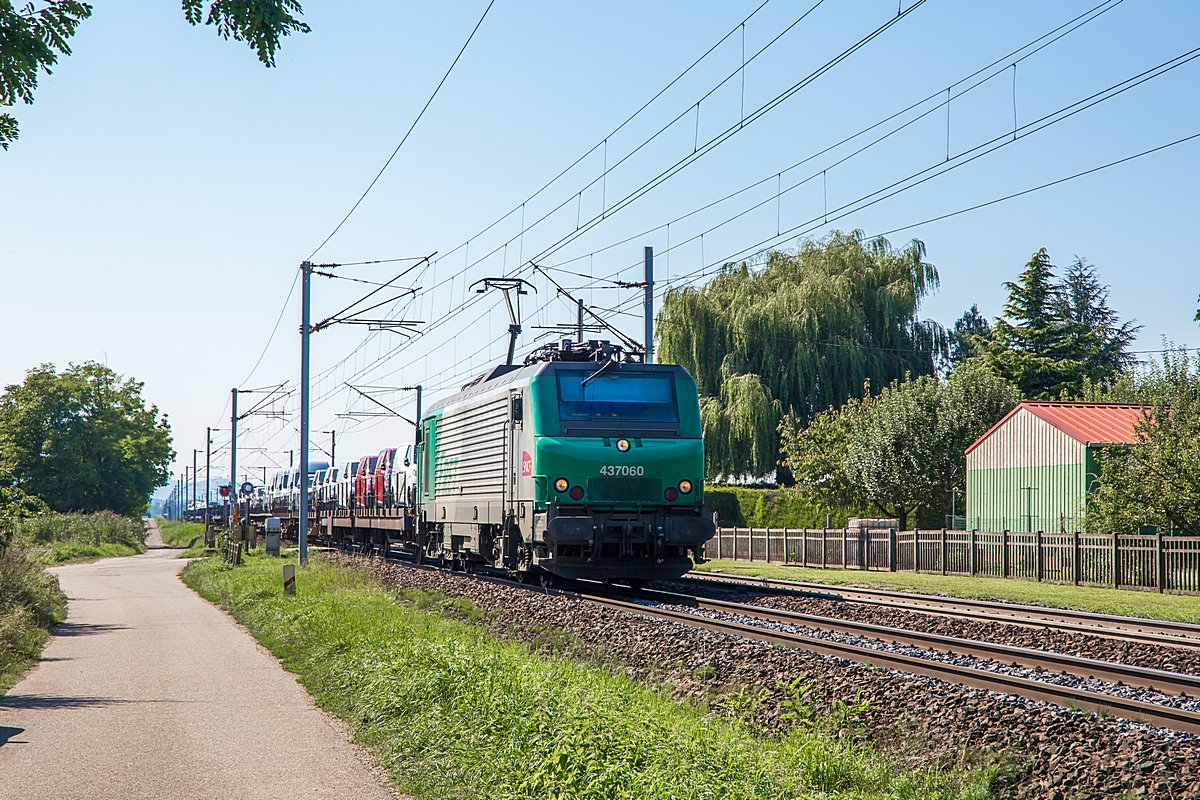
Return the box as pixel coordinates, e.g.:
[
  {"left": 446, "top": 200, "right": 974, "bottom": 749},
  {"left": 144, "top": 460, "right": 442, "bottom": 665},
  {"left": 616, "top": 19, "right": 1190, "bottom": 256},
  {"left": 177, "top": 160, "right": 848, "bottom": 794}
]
[
  {"left": 696, "top": 560, "right": 1200, "bottom": 623},
  {"left": 35, "top": 541, "right": 143, "bottom": 563},
  {"left": 182, "top": 553, "right": 995, "bottom": 800},
  {"left": 0, "top": 539, "right": 68, "bottom": 694},
  {"left": 14, "top": 511, "right": 147, "bottom": 564},
  {"left": 156, "top": 518, "right": 208, "bottom": 557}
]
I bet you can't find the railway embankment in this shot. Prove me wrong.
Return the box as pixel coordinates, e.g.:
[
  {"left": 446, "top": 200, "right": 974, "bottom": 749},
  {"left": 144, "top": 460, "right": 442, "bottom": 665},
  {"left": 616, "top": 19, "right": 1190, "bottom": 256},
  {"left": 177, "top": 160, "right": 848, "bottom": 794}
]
[
  {"left": 184, "top": 552, "right": 999, "bottom": 799},
  {"left": 318, "top": 552, "right": 1199, "bottom": 800}
]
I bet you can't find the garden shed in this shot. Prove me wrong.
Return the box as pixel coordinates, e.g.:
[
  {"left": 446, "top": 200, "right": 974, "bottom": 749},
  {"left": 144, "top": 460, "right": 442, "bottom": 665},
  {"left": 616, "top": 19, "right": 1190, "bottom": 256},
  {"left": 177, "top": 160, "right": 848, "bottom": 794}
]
[{"left": 965, "top": 402, "right": 1148, "bottom": 533}]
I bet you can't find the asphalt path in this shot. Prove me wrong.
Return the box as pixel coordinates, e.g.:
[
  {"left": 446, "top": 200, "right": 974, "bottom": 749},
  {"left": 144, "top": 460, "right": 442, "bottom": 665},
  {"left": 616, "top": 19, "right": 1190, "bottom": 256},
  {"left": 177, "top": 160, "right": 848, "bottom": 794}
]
[{"left": 0, "top": 523, "right": 396, "bottom": 800}]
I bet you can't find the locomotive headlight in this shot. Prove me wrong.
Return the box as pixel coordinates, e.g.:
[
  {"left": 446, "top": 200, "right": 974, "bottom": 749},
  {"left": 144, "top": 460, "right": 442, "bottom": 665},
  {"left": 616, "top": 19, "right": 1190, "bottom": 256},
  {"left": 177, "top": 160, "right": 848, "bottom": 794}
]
[
  {"left": 554, "top": 478, "right": 569, "bottom": 493},
  {"left": 616, "top": 438, "right": 631, "bottom": 452},
  {"left": 678, "top": 479, "right": 693, "bottom": 494}
]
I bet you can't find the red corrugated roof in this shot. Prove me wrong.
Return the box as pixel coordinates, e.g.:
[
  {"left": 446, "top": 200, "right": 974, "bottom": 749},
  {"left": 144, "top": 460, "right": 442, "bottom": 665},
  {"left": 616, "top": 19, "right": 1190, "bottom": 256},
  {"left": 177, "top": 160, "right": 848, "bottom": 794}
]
[{"left": 965, "top": 402, "right": 1151, "bottom": 455}]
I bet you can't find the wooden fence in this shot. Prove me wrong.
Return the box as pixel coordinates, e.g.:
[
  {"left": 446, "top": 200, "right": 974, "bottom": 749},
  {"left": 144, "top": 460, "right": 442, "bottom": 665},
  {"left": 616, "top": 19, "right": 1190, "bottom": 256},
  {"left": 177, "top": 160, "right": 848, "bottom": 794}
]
[{"left": 710, "top": 527, "right": 1200, "bottom": 595}]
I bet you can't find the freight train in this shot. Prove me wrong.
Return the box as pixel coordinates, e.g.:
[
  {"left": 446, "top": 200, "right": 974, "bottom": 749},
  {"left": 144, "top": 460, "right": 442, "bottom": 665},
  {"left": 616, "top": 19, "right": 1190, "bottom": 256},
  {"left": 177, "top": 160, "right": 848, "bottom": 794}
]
[{"left": 261, "top": 339, "right": 715, "bottom": 583}]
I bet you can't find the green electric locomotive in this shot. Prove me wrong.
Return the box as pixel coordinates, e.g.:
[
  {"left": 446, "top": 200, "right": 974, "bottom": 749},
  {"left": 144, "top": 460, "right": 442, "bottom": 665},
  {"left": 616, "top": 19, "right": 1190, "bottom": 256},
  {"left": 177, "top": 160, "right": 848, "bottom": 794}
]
[{"left": 417, "top": 339, "right": 714, "bottom": 583}]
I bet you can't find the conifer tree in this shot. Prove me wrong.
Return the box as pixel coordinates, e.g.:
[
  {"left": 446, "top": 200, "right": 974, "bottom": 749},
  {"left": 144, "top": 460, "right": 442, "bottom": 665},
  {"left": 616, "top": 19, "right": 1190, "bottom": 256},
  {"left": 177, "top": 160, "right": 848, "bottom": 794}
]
[{"left": 976, "top": 249, "right": 1137, "bottom": 398}]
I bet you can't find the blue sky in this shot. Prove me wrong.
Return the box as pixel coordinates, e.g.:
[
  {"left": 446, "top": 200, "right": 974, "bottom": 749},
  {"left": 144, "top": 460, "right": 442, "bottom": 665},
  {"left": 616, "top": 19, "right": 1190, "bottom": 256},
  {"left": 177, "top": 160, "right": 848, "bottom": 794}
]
[{"left": 2, "top": 0, "right": 1197, "bottom": 489}]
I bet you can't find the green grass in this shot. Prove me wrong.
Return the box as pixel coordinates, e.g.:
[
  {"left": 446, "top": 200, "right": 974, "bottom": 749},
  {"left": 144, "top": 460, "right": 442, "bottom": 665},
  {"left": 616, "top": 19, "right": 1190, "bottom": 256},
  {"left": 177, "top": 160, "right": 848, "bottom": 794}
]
[
  {"left": 9, "top": 511, "right": 146, "bottom": 564},
  {"left": 182, "top": 553, "right": 996, "bottom": 800},
  {"left": 696, "top": 560, "right": 1200, "bottom": 623},
  {"left": 156, "top": 518, "right": 208, "bottom": 557},
  {"left": 33, "top": 540, "right": 142, "bottom": 563},
  {"left": 0, "top": 540, "right": 68, "bottom": 694}
]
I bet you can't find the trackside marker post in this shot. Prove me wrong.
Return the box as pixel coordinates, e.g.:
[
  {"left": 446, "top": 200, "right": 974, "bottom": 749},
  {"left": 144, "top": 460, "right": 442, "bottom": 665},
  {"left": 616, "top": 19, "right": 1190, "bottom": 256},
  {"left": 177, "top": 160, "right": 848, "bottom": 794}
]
[{"left": 283, "top": 564, "right": 296, "bottom": 596}]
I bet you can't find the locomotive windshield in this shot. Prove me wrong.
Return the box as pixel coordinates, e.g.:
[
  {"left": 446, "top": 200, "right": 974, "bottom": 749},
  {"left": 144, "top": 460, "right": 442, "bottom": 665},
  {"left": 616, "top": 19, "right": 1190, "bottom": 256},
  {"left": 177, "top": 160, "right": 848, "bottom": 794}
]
[{"left": 557, "top": 370, "right": 679, "bottom": 424}]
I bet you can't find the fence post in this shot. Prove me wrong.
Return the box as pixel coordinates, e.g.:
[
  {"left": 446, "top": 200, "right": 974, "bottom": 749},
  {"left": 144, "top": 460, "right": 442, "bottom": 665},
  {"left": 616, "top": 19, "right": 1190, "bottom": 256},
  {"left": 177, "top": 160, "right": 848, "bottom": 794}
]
[
  {"left": 1072, "top": 531, "right": 1080, "bottom": 586},
  {"left": 841, "top": 527, "right": 848, "bottom": 568},
  {"left": 783, "top": 527, "right": 789, "bottom": 564},
  {"left": 1002, "top": 530, "right": 1010, "bottom": 578},
  {"left": 1035, "top": 530, "right": 1044, "bottom": 582},
  {"left": 888, "top": 528, "right": 897, "bottom": 572},
  {"left": 940, "top": 528, "right": 947, "bottom": 575},
  {"left": 822, "top": 529, "right": 827, "bottom": 569},
  {"left": 969, "top": 529, "right": 977, "bottom": 575},
  {"left": 914, "top": 530, "right": 920, "bottom": 573},
  {"left": 1156, "top": 532, "right": 1164, "bottom": 593},
  {"left": 1112, "top": 533, "right": 1120, "bottom": 589},
  {"left": 802, "top": 528, "right": 808, "bottom": 567}
]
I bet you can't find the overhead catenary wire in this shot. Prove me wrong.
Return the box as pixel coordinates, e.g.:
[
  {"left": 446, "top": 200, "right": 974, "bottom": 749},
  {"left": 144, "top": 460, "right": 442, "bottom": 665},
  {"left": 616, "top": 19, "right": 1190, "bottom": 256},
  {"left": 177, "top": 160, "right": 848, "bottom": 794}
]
[
  {"left": 320, "top": 0, "right": 923, "bottom": 390},
  {"left": 247, "top": 0, "right": 924, "bottom": 433},
  {"left": 306, "top": 0, "right": 498, "bottom": 260},
  {"left": 581, "top": 42, "right": 1200, "bottom": 310},
  {"left": 312, "top": 0, "right": 838, "bottom": 360},
  {"left": 536, "top": 0, "right": 1126, "bottom": 277},
  {"left": 603, "top": 128, "right": 1200, "bottom": 326}
]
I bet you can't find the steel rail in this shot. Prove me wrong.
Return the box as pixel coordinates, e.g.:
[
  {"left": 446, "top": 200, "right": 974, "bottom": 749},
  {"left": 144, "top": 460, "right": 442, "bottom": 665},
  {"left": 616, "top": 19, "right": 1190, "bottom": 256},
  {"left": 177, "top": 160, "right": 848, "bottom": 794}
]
[
  {"left": 579, "top": 591, "right": 1200, "bottom": 736},
  {"left": 680, "top": 572, "right": 1200, "bottom": 649},
  {"left": 631, "top": 587, "right": 1200, "bottom": 699}
]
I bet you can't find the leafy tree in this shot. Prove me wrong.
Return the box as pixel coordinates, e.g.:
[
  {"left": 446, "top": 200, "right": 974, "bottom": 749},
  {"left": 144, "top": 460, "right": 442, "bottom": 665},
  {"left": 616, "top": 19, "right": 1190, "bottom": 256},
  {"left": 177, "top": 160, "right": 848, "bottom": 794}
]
[
  {"left": 0, "top": 485, "right": 48, "bottom": 518},
  {"left": 947, "top": 304, "right": 990, "bottom": 365},
  {"left": 0, "top": 0, "right": 308, "bottom": 149},
  {"left": 842, "top": 375, "right": 940, "bottom": 531},
  {"left": 0, "top": 0, "right": 91, "bottom": 150},
  {"left": 976, "top": 248, "right": 1138, "bottom": 398},
  {"left": 780, "top": 361, "right": 1020, "bottom": 529},
  {"left": 658, "top": 231, "right": 946, "bottom": 479},
  {"left": 778, "top": 390, "right": 869, "bottom": 516},
  {"left": 0, "top": 362, "right": 174, "bottom": 515},
  {"left": 1084, "top": 346, "right": 1200, "bottom": 534}
]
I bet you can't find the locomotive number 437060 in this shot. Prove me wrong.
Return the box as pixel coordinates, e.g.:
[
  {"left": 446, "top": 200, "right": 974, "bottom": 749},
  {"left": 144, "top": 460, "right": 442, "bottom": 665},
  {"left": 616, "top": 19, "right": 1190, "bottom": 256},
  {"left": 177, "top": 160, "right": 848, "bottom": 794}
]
[{"left": 599, "top": 465, "right": 645, "bottom": 476}]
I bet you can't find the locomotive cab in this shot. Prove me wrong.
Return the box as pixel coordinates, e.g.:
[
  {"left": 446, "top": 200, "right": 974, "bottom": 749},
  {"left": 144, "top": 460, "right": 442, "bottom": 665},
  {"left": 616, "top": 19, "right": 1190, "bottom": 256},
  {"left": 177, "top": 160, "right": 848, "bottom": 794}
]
[{"left": 418, "top": 340, "right": 714, "bottom": 583}]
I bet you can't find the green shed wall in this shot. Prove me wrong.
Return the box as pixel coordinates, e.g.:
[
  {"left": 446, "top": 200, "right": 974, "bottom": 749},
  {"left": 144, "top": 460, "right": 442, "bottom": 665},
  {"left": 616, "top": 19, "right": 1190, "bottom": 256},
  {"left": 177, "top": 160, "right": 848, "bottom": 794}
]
[
  {"left": 965, "top": 407, "right": 1090, "bottom": 533},
  {"left": 966, "top": 463, "right": 1087, "bottom": 532}
]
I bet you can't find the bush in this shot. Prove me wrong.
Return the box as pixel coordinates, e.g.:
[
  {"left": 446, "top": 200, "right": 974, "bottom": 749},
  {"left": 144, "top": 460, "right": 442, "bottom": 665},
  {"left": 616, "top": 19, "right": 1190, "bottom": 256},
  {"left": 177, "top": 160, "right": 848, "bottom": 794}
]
[
  {"left": 0, "top": 537, "right": 67, "bottom": 693},
  {"left": 707, "top": 486, "right": 863, "bottom": 528},
  {"left": 17, "top": 511, "right": 145, "bottom": 549}
]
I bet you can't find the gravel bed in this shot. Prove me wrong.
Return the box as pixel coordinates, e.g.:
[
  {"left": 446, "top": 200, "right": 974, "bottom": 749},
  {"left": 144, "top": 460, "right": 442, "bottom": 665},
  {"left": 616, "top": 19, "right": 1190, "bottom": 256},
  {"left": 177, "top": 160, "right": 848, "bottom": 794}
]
[
  {"left": 662, "top": 579, "right": 1200, "bottom": 677},
  {"left": 640, "top": 599, "right": 1200, "bottom": 714},
  {"left": 330, "top": 553, "right": 1200, "bottom": 799}
]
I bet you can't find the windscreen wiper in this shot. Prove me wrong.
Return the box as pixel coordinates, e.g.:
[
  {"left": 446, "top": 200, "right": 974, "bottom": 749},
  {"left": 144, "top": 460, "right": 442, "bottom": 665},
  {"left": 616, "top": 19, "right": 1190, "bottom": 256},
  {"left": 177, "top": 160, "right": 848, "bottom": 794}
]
[{"left": 580, "top": 357, "right": 617, "bottom": 389}]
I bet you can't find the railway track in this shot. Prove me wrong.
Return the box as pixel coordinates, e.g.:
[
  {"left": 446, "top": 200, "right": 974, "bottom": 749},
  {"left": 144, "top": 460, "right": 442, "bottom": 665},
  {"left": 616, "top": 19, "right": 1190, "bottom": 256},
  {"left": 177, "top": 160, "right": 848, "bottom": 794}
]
[
  {"left": 680, "top": 571, "right": 1200, "bottom": 650},
  {"left": 577, "top": 586, "right": 1200, "bottom": 736}
]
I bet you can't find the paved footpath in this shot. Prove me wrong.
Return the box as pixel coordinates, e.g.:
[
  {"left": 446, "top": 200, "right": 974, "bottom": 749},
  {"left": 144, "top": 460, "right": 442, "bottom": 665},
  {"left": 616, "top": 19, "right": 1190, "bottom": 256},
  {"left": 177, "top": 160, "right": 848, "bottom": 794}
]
[{"left": 0, "top": 525, "right": 396, "bottom": 800}]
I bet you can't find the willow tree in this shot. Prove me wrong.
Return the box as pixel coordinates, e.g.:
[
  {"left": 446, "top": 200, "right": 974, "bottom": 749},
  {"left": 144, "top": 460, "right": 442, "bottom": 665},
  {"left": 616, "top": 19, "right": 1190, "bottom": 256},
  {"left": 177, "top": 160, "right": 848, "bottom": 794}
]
[{"left": 658, "top": 230, "right": 946, "bottom": 479}]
